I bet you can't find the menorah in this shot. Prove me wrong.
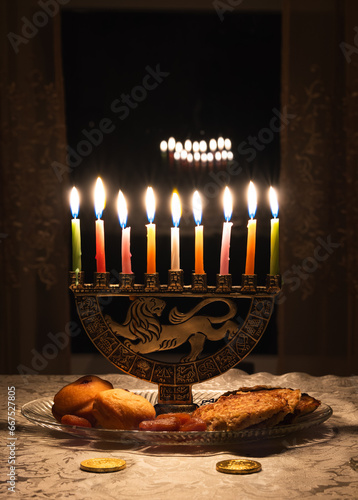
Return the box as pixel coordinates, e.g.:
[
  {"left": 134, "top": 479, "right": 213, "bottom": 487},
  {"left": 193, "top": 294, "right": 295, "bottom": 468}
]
[{"left": 70, "top": 270, "right": 280, "bottom": 413}]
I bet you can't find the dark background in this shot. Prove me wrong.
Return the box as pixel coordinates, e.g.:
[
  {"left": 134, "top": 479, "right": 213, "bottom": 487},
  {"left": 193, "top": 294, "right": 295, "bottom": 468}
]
[{"left": 62, "top": 10, "right": 281, "bottom": 355}]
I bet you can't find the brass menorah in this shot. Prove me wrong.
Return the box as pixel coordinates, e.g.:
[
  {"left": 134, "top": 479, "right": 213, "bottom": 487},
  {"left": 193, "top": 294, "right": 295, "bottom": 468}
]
[{"left": 70, "top": 270, "right": 280, "bottom": 412}]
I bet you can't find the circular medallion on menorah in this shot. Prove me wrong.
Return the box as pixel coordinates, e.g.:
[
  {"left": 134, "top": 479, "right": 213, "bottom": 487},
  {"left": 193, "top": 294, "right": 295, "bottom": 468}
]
[{"left": 71, "top": 287, "right": 277, "bottom": 405}]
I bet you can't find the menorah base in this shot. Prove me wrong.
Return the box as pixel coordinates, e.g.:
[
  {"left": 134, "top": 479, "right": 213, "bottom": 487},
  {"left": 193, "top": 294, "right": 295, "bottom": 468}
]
[{"left": 154, "top": 403, "right": 198, "bottom": 415}]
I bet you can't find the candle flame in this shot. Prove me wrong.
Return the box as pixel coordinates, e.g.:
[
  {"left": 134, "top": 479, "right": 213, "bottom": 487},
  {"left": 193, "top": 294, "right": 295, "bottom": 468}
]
[
  {"left": 248, "top": 181, "right": 257, "bottom": 219},
  {"left": 223, "top": 186, "right": 233, "bottom": 222},
  {"left": 146, "top": 186, "right": 156, "bottom": 223},
  {"left": 70, "top": 187, "right": 79, "bottom": 218},
  {"left": 270, "top": 186, "right": 279, "bottom": 218},
  {"left": 175, "top": 142, "right": 183, "bottom": 153},
  {"left": 193, "top": 190, "right": 202, "bottom": 226},
  {"left": 94, "top": 177, "right": 106, "bottom": 219},
  {"left": 199, "top": 140, "right": 207, "bottom": 153},
  {"left": 160, "top": 140, "right": 167, "bottom": 152},
  {"left": 224, "top": 138, "right": 232, "bottom": 150},
  {"left": 117, "top": 190, "right": 128, "bottom": 229},
  {"left": 193, "top": 141, "right": 200, "bottom": 153},
  {"left": 217, "top": 137, "right": 224, "bottom": 150},
  {"left": 184, "top": 139, "right": 192, "bottom": 152},
  {"left": 171, "top": 191, "right": 181, "bottom": 227}
]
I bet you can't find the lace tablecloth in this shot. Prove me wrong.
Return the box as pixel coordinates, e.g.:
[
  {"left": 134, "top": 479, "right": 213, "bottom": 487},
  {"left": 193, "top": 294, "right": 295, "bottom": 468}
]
[{"left": 1, "top": 370, "right": 358, "bottom": 499}]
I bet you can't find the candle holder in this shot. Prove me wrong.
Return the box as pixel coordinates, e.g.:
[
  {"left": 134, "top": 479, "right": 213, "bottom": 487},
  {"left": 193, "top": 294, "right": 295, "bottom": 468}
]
[
  {"left": 70, "top": 272, "right": 280, "bottom": 409},
  {"left": 144, "top": 272, "right": 160, "bottom": 292},
  {"left": 191, "top": 273, "right": 207, "bottom": 292},
  {"left": 120, "top": 273, "right": 135, "bottom": 291},
  {"left": 69, "top": 271, "right": 84, "bottom": 287},
  {"left": 266, "top": 274, "right": 281, "bottom": 294},
  {"left": 216, "top": 274, "right": 232, "bottom": 293},
  {"left": 94, "top": 272, "right": 110, "bottom": 288},
  {"left": 241, "top": 274, "right": 257, "bottom": 294},
  {"left": 168, "top": 270, "right": 184, "bottom": 291}
]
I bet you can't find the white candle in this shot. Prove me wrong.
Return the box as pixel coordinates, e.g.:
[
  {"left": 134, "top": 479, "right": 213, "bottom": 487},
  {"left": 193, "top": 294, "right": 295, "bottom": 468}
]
[
  {"left": 219, "top": 187, "right": 233, "bottom": 275},
  {"left": 171, "top": 192, "right": 181, "bottom": 270}
]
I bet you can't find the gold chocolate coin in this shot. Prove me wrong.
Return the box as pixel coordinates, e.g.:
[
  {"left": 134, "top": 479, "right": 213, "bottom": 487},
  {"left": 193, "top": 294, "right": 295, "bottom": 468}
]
[
  {"left": 216, "top": 459, "right": 261, "bottom": 475},
  {"left": 80, "top": 458, "right": 126, "bottom": 473}
]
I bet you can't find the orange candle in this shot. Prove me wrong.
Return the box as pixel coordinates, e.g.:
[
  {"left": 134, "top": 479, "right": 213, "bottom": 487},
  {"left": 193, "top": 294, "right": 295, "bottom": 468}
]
[
  {"left": 117, "top": 190, "right": 132, "bottom": 274},
  {"left": 193, "top": 190, "right": 204, "bottom": 274},
  {"left": 219, "top": 187, "right": 233, "bottom": 275},
  {"left": 245, "top": 181, "right": 257, "bottom": 275},
  {"left": 146, "top": 187, "right": 156, "bottom": 274},
  {"left": 94, "top": 177, "right": 106, "bottom": 272}
]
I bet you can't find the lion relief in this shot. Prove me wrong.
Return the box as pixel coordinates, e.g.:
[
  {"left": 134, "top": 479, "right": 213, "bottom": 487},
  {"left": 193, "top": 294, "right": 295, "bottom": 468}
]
[{"left": 105, "top": 297, "right": 239, "bottom": 362}]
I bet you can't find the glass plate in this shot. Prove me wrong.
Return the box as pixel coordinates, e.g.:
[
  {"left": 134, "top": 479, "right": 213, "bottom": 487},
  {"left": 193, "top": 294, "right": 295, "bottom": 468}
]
[{"left": 21, "top": 390, "right": 332, "bottom": 446}]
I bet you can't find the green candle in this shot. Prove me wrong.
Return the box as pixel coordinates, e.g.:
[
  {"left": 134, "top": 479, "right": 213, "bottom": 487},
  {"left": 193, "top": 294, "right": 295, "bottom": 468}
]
[
  {"left": 70, "top": 187, "right": 82, "bottom": 272},
  {"left": 269, "top": 187, "right": 279, "bottom": 275}
]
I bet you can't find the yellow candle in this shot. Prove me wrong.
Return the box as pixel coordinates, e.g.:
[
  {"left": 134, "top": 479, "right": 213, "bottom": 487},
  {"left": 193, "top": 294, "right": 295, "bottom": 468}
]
[
  {"left": 70, "top": 187, "right": 81, "bottom": 273},
  {"left": 245, "top": 181, "right": 257, "bottom": 275},
  {"left": 269, "top": 187, "right": 279, "bottom": 275},
  {"left": 146, "top": 187, "right": 156, "bottom": 274},
  {"left": 193, "top": 190, "right": 204, "bottom": 274}
]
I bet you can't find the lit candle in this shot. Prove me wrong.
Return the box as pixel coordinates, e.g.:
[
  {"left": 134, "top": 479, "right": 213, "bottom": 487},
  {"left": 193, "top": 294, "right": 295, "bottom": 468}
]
[
  {"left": 117, "top": 190, "right": 132, "bottom": 274},
  {"left": 146, "top": 187, "right": 156, "bottom": 274},
  {"left": 94, "top": 177, "right": 106, "bottom": 273},
  {"left": 199, "top": 140, "right": 207, "bottom": 153},
  {"left": 193, "top": 190, "right": 204, "bottom": 274},
  {"left": 245, "top": 181, "right": 257, "bottom": 275},
  {"left": 219, "top": 187, "right": 233, "bottom": 275},
  {"left": 269, "top": 187, "right": 279, "bottom": 275},
  {"left": 171, "top": 191, "right": 181, "bottom": 270},
  {"left": 193, "top": 141, "right": 200, "bottom": 153},
  {"left": 184, "top": 139, "right": 192, "bottom": 152},
  {"left": 168, "top": 137, "right": 176, "bottom": 152},
  {"left": 70, "top": 187, "right": 81, "bottom": 273},
  {"left": 224, "top": 138, "right": 232, "bottom": 150}
]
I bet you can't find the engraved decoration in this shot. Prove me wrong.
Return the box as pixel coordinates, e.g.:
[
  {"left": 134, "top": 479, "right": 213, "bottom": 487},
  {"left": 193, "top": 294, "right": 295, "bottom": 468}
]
[{"left": 72, "top": 285, "right": 277, "bottom": 405}]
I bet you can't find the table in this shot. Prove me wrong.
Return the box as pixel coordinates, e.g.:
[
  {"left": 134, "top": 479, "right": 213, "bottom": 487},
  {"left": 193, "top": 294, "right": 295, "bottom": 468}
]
[{"left": 1, "top": 370, "right": 358, "bottom": 499}]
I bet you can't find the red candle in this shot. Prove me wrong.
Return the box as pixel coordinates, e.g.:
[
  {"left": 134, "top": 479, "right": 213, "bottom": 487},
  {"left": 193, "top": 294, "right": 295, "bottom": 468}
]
[
  {"left": 219, "top": 187, "right": 233, "bottom": 275},
  {"left": 94, "top": 177, "right": 106, "bottom": 273},
  {"left": 117, "top": 190, "right": 132, "bottom": 274}
]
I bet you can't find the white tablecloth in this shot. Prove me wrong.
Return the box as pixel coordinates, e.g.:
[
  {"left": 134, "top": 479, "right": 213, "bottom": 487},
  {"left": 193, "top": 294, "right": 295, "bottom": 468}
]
[{"left": 1, "top": 370, "right": 358, "bottom": 499}]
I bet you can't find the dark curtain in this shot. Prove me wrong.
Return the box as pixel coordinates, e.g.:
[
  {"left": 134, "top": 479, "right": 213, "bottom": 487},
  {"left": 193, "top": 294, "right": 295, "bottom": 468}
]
[
  {"left": 278, "top": 0, "right": 358, "bottom": 375},
  {"left": 0, "top": 0, "right": 70, "bottom": 375}
]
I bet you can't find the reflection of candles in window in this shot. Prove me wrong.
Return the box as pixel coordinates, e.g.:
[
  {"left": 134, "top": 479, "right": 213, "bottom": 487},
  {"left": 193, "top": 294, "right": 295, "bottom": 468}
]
[
  {"left": 168, "top": 137, "right": 176, "bottom": 152},
  {"left": 171, "top": 191, "right": 181, "bottom": 270},
  {"left": 227, "top": 151, "right": 234, "bottom": 161},
  {"left": 269, "top": 187, "right": 279, "bottom": 276},
  {"left": 193, "top": 190, "right": 204, "bottom": 274},
  {"left": 146, "top": 187, "right": 156, "bottom": 274},
  {"left": 200, "top": 152, "right": 207, "bottom": 167},
  {"left": 187, "top": 153, "right": 193, "bottom": 165},
  {"left": 209, "top": 138, "right": 217, "bottom": 152},
  {"left": 175, "top": 141, "right": 183, "bottom": 153},
  {"left": 245, "top": 181, "right": 257, "bottom": 275},
  {"left": 194, "top": 151, "right": 201, "bottom": 167},
  {"left": 70, "top": 187, "right": 82, "bottom": 273},
  {"left": 94, "top": 177, "right": 106, "bottom": 273},
  {"left": 207, "top": 152, "right": 214, "bottom": 168},
  {"left": 184, "top": 139, "right": 192, "bottom": 152},
  {"left": 174, "top": 151, "right": 181, "bottom": 164},
  {"left": 199, "top": 140, "right": 207, "bottom": 153},
  {"left": 217, "top": 137, "right": 225, "bottom": 150},
  {"left": 117, "top": 190, "right": 132, "bottom": 274},
  {"left": 220, "top": 187, "right": 233, "bottom": 275},
  {"left": 221, "top": 150, "right": 228, "bottom": 166},
  {"left": 224, "top": 138, "right": 231, "bottom": 150},
  {"left": 215, "top": 151, "right": 222, "bottom": 166},
  {"left": 160, "top": 140, "right": 167, "bottom": 155}
]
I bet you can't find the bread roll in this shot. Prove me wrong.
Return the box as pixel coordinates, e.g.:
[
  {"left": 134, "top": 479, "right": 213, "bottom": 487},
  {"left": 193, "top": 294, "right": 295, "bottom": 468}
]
[
  {"left": 92, "top": 389, "right": 156, "bottom": 430},
  {"left": 52, "top": 375, "right": 113, "bottom": 424}
]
